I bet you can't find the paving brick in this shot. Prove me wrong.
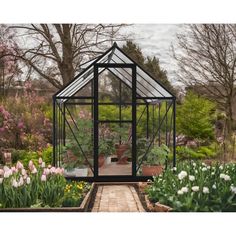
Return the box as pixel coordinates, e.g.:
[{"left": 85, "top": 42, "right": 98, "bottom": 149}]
[{"left": 92, "top": 185, "right": 145, "bottom": 212}]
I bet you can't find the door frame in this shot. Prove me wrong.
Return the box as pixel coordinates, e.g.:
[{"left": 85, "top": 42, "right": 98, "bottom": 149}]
[{"left": 93, "top": 63, "right": 137, "bottom": 181}]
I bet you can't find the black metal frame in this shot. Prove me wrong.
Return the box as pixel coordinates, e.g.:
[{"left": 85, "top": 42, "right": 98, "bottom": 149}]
[{"left": 53, "top": 42, "right": 176, "bottom": 182}]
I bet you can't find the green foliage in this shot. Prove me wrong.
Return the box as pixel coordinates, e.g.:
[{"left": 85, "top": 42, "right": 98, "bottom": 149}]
[
  {"left": 176, "top": 144, "right": 219, "bottom": 160},
  {"left": 146, "top": 161, "right": 236, "bottom": 212},
  {"left": 177, "top": 92, "right": 216, "bottom": 140},
  {"left": 144, "top": 144, "right": 170, "bottom": 165}
]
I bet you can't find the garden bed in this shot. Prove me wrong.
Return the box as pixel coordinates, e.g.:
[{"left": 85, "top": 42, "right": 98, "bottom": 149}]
[
  {"left": 0, "top": 183, "right": 95, "bottom": 212},
  {"left": 137, "top": 182, "right": 172, "bottom": 212}
]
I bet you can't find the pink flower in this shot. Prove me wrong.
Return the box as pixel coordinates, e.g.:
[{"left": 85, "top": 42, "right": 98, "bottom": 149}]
[
  {"left": 41, "top": 174, "right": 46, "bottom": 182},
  {"left": 17, "top": 121, "right": 24, "bottom": 129},
  {"left": 43, "top": 168, "right": 50, "bottom": 176},
  {"left": 12, "top": 179, "right": 18, "bottom": 188},
  {"left": 50, "top": 167, "right": 56, "bottom": 174},
  {"left": 21, "top": 169, "right": 26, "bottom": 176},
  {"left": 48, "top": 165, "right": 52, "bottom": 169},
  {"left": 11, "top": 166, "right": 17, "bottom": 173},
  {"left": 16, "top": 161, "right": 24, "bottom": 170},
  {"left": 28, "top": 160, "right": 34, "bottom": 169},
  {"left": 31, "top": 167, "right": 37, "bottom": 174},
  {"left": 0, "top": 169, "right": 4, "bottom": 176}
]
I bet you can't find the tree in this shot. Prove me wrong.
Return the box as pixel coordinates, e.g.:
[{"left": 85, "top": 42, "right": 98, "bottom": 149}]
[
  {"left": 177, "top": 92, "right": 216, "bottom": 141},
  {"left": 173, "top": 24, "right": 236, "bottom": 139},
  {"left": 0, "top": 25, "right": 20, "bottom": 97},
  {"left": 11, "top": 24, "right": 127, "bottom": 89}
]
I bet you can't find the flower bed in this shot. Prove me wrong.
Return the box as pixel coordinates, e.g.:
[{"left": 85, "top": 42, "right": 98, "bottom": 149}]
[
  {"left": 145, "top": 161, "right": 236, "bottom": 212},
  {"left": 0, "top": 159, "right": 92, "bottom": 211}
]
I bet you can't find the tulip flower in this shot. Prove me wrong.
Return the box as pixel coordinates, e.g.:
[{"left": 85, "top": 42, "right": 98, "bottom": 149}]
[{"left": 41, "top": 174, "right": 47, "bottom": 182}]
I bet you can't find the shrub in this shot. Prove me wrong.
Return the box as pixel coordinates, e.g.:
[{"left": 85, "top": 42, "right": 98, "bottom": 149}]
[{"left": 177, "top": 92, "right": 216, "bottom": 141}]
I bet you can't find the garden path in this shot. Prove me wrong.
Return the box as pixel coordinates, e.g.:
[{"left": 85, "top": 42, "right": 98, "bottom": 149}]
[{"left": 92, "top": 185, "right": 145, "bottom": 212}]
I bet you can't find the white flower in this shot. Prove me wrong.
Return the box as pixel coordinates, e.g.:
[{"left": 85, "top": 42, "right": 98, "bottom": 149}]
[
  {"left": 4, "top": 171, "right": 10, "bottom": 178},
  {"left": 12, "top": 179, "right": 18, "bottom": 188},
  {"left": 41, "top": 174, "right": 47, "bottom": 182},
  {"left": 212, "top": 184, "right": 216, "bottom": 189},
  {"left": 178, "top": 171, "right": 188, "bottom": 180},
  {"left": 211, "top": 172, "right": 215, "bottom": 176},
  {"left": 219, "top": 165, "right": 223, "bottom": 170},
  {"left": 41, "top": 162, "right": 45, "bottom": 168},
  {"left": 230, "top": 186, "right": 236, "bottom": 194},
  {"left": 220, "top": 173, "right": 231, "bottom": 181},
  {"left": 3, "top": 166, "right": 9, "bottom": 172},
  {"left": 192, "top": 162, "right": 196, "bottom": 167},
  {"left": 21, "top": 169, "right": 26, "bottom": 176},
  {"left": 26, "top": 177, "right": 31, "bottom": 185},
  {"left": 18, "top": 177, "right": 24, "bottom": 186},
  {"left": 202, "top": 162, "right": 207, "bottom": 167},
  {"left": 38, "top": 158, "right": 43, "bottom": 165},
  {"left": 177, "top": 190, "right": 184, "bottom": 195},
  {"left": 207, "top": 166, "right": 211, "bottom": 170},
  {"left": 202, "top": 167, "right": 207, "bottom": 172},
  {"left": 192, "top": 186, "right": 200, "bottom": 192},
  {"left": 189, "top": 175, "right": 195, "bottom": 181},
  {"left": 181, "top": 187, "right": 188, "bottom": 193},
  {"left": 203, "top": 187, "right": 209, "bottom": 194},
  {"left": 195, "top": 170, "right": 198, "bottom": 174},
  {"left": 0, "top": 178, "right": 3, "bottom": 184},
  {"left": 172, "top": 167, "right": 177, "bottom": 171}
]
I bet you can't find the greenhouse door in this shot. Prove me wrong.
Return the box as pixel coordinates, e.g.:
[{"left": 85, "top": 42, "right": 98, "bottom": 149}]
[{"left": 93, "top": 64, "right": 137, "bottom": 181}]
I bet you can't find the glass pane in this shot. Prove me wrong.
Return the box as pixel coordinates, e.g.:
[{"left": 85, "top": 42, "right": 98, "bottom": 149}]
[{"left": 98, "top": 122, "right": 132, "bottom": 176}]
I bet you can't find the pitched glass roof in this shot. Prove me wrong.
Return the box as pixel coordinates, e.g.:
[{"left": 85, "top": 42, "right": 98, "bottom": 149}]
[{"left": 55, "top": 43, "right": 174, "bottom": 103}]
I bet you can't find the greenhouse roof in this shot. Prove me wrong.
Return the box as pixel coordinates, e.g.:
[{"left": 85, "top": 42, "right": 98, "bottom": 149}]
[{"left": 55, "top": 42, "right": 175, "bottom": 103}]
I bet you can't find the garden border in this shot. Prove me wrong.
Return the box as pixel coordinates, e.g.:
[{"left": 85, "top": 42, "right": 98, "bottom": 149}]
[{"left": 0, "top": 183, "right": 95, "bottom": 212}]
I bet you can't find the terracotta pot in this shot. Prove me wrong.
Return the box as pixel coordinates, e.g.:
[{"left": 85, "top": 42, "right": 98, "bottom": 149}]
[
  {"left": 115, "top": 144, "right": 129, "bottom": 158},
  {"left": 142, "top": 165, "right": 163, "bottom": 176},
  {"left": 98, "top": 154, "right": 105, "bottom": 167}
]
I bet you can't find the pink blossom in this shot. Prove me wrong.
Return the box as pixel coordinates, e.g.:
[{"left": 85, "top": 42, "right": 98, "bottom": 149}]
[
  {"left": 43, "top": 168, "right": 50, "bottom": 176},
  {"left": 21, "top": 169, "right": 26, "bottom": 176},
  {"left": 50, "top": 167, "right": 56, "bottom": 173},
  {"left": 16, "top": 161, "right": 24, "bottom": 170},
  {"left": 17, "top": 121, "right": 24, "bottom": 129},
  {"left": 41, "top": 174, "right": 46, "bottom": 182},
  {"left": 12, "top": 179, "right": 18, "bottom": 188},
  {"left": 11, "top": 166, "right": 17, "bottom": 173},
  {"left": 0, "top": 169, "right": 4, "bottom": 176},
  {"left": 28, "top": 160, "right": 34, "bottom": 169},
  {"left": 31, "top": 167, "right": 37, "bottom": 174}
]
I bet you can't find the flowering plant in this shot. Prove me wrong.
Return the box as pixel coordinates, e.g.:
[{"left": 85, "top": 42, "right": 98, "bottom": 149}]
[
  {"left": 0, "top": 159, "right": 90, "bottom": 208},
  {"left": 146, "top": 161, "right": 236, "bottom": 211}
]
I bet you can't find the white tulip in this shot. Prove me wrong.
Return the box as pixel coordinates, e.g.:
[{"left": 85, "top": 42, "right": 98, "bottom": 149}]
[
  {"left": 21, "top": 169, "right": 26, "bottom": 176},
  {"left": 192, "top": 186, "right": 200, "bottom": 192},
  {"left": 230, "top": 186, "right": 236, "bottom": 194},
  {"left": 192, "top": 162, "right": 196, "bottom": 167},
  {"left": 178, "top": 171, "right": 188, "bottom": 180},
  {"left": 189, "top": 175, "right": 195, "bottom": 181},
  {"left": 41, "top": 174, "right": 47, "bottom": 182},
  {"left": 31, "top": 167, "right": 37, "bottom": 174},
  {"left": 181, "top": 187, "right": 188, "bottom": 193},
  {"left": 12, "top": 179, "right": 18, "bottom": 188},
  {"left": 4, "top": 171, "right": 10, "bottom": 178},
  {"left": 177, "top": 190, "right": 184, "bottom": 195},
  {"left": 203, "top": 187, "right": 209, "bottom": 194},
  {"left": 0, "top": 178, "right": 3, "bottom": 184},
  {"left": 219, "top": 165, "right": 223, "bottom": 170},
  {"left": 26, "top": 177, "right": 31, "bottom": 185}
]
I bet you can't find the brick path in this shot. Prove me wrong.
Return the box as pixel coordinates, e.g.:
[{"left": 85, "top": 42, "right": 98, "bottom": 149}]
[{"left": 92, "top": 185, "right": 145, "bottom": 212}]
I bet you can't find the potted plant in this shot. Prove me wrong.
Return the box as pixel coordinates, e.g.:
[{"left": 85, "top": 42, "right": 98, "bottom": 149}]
[
  {"left": 62, "top": 142, "right": 88, "bottom": 177},
  {"left": 98, "top": 138, "right": 115, "bottom": 167},
  {"left": 113, "top": 125, "right": 131, "bottom": 164},
  {"left": 142, "top": 144, "right": 170, "bottom": 176}
]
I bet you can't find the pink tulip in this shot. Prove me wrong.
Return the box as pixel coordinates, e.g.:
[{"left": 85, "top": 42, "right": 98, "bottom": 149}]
[
  {"left": 16, "top": 161, "right": 24, "bottom": 170},
  {"left": 31, "top": 167, "right": 37, "bottom": 174},
  {"left": 21, "top": 169, "right": 26, "bottom": 176},
  {"left": 28, "top": 160, "right": 34, "bottom": 170},
  {"left": 0, "top": 169, "right": 4, "bottom": 176},
  {"left": 41, "top": 174, "right": 46, "bottom": 182},
  {"left": 50, "top": 167, "right": 56, "bottom": 174}
]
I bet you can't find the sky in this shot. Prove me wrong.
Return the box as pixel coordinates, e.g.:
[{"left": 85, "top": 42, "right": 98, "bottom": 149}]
[{"left": 121, "top": 24, "right": 184, "bottom": 85}]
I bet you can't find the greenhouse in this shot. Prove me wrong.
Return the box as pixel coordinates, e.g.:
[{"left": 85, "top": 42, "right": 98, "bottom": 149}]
[{"left": 53, "top": 42, "right": 176, "bottom": 182}]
